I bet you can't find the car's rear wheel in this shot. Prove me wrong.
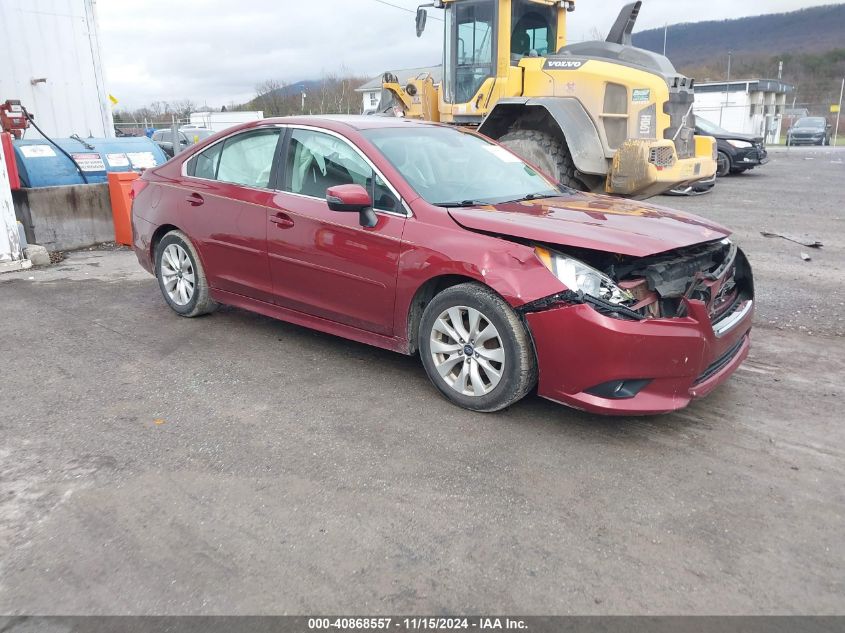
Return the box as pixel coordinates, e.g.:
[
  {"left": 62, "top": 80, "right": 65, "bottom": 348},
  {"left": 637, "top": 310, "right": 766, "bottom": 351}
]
[
  {"left": 716, "top": 151, "right": 731, "bottom": 177},
  {"left": 155, "top": 230, "right": 218, "bottom": 317},
  {"left": 418, "top": 283, "right": 537, "bottom": 412}
]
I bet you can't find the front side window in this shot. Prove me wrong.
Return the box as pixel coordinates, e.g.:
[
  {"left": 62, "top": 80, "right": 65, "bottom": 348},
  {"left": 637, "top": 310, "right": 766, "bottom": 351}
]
[
  {"left": 284, "top": 129, "right": 400, "bottom": 212},
  {"left": 453, "top": 1, "right": 495, "bottom": 104},
  {"left": 363, "top": 126, "right": 559, "bottom": 206}
]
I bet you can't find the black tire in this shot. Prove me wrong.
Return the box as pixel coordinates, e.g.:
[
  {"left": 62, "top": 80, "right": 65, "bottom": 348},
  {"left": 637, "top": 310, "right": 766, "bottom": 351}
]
[
  {"left": 716, "top": 151, "right": 731, "bottom": 177},
  {"left": 498, "top": 129, "right": 586, "bottom": 191},
  {"left": 418, "top": 283, "right": 537, "bottom": 412},
  {"left": 155, "top": 230, "right": 218, "bottom": 317}
]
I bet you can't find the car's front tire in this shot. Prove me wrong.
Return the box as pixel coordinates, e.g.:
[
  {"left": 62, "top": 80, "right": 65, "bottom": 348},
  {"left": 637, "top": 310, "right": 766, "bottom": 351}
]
[
  {"left": 418, "top": 283, "right": 537, "bottom": 412},
  {"left": 155, "top": 230, "right": 218, "bottom": 317},
  {"left": 716, "top": 151, "right": 731, "bottom": 177}
]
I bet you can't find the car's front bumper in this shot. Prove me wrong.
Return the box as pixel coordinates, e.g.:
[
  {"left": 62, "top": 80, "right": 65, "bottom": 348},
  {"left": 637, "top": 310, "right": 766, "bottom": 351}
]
[
  {"left": 524, "top": 298, "right": 753, "bottom": 416},
  {"left": 789, "top": 135, "right": 825, "bottom": 145},
  {"left": 735, "top": 146, "right": 769, "bottom": 167}
]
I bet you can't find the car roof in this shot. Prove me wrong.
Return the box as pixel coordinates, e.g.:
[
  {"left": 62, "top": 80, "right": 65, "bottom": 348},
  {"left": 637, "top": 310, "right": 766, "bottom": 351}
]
[{"left": 262, "top": 114, "right": 439, "bottom": 132}]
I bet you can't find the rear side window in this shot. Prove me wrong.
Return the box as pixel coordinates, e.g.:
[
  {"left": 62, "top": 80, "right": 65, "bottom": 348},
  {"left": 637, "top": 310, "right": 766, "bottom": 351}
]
[
  {"left": 191, "top": 143, "right": 223, "bottom": 179},
  {"left": 217, "top": 129, "right": 280, "bottom": 188},
  {"left": 187, "top": 128, "right": 280, "bottom": 188}
]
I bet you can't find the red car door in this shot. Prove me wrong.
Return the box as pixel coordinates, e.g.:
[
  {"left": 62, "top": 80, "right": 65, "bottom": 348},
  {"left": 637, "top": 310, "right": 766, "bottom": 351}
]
[
  {"left": 266, "top": 127, "right": 406, "bottom": 336},
  {"left": 180, "top": 127, "right": 282, "bottom": 303}
]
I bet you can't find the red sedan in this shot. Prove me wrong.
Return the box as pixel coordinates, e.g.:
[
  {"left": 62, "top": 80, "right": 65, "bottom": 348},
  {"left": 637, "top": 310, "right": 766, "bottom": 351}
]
[{"left": 131, "top": 116, "right": 753, "bottom": 415}]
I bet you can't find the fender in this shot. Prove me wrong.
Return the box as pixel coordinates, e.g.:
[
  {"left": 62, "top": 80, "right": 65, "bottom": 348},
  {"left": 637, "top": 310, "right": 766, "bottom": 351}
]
[{"left": 478, "top": 97, "right": 608, "bottom": 176}]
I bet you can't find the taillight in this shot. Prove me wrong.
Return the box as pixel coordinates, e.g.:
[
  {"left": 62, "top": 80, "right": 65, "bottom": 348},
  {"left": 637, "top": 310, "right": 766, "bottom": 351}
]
[{"left": 130, "top": 179, "right": 149, "bottom": 201}]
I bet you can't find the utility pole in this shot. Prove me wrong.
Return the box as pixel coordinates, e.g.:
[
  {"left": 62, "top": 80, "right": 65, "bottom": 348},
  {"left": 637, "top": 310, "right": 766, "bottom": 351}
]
[
  {"left": 170, "top": 114, "right": 179, "bottom": 156},
  {"left": 663, "top": 23, "right": 668, "bottom": 56},
  {"left": 835, "top": 77, "right": 844, "bottom": 148},
  {"left": 720, "top": 51, "right": 732, "bottom": 127},
  {"left": 778, "top": 60, "right": 783, "bottom": 80}
]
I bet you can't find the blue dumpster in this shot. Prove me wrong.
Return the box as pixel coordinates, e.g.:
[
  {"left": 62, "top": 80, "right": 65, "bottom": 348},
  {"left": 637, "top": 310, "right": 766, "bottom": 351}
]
[{"left": 13, "top": 136, "right": 168, "bottom": 188}]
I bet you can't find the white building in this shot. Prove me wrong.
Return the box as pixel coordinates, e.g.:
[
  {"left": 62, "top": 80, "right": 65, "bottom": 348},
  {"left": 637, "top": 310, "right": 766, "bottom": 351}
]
[
  {"left": 693, "top": 79, "right": 794, "bottom": 144},
  {"left": 1, "top": 134, "right": 28, "bottom": 270},
  {"left": 0, "top": 0, "right": 114, "bottom": 139},
  {"left": 189, "top": 111, "right": 264, "bottom": 133},
  {"left": 356, "top": 66, "right": 442, "bottom": 114}
]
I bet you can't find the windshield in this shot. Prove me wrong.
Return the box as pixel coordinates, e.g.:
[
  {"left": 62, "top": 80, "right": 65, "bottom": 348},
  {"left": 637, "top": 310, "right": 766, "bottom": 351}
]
[
  {"left": 696, "top": 116, "right": 731, "bottom": 135},
  {"left": 795, "top": 117, "right": 826, "bottom": 129},
  {"left": 363, "top": 126, "right": 561, "bottom": 206}
]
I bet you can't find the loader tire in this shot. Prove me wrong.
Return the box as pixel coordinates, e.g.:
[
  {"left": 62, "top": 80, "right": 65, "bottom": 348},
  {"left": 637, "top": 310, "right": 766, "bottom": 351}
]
[{"left": 499, "top": 129, "right": 586, "bottom": 191}]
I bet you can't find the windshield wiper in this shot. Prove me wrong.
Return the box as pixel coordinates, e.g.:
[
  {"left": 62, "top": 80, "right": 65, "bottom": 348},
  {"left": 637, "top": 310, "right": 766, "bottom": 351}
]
[
  {"left": 506, "top": 192, "right": 560, "bottom": 203},
  {"left": 434, "top": 200, "right": 484, "bottom": 208}
]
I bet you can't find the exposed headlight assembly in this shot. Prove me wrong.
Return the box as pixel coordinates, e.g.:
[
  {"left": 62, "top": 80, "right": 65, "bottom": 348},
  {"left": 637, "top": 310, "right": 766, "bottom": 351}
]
[
  {"left": 726, "top": 139, "right": 752, "bottom": 148},
  {"left": 535, "top": 246, "right": 634, "bottom": 305}
]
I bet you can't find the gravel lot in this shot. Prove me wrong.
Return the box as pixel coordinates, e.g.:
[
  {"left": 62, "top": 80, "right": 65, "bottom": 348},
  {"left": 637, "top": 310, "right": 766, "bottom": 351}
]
[{"left": 1, "top": 146, "right": 843, "bottom": 615}]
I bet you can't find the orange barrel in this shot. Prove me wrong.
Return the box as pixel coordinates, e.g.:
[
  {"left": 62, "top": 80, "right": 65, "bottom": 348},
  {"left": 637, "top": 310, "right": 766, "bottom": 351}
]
[{"left": 107, "top": 171, "right": 139, "bottom": 246}]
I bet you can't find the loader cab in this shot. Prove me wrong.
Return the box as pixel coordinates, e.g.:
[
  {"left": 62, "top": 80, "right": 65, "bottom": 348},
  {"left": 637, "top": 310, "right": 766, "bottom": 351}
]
[{"left": 438, "top": 0, "right": 567, "bottom": 106}]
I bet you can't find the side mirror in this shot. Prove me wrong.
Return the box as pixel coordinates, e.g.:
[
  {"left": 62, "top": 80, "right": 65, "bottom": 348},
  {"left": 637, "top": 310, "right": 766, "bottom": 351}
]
[
  {"left": 326, "top": 184, "right": 377, "bottom": 228},
  {"left": 415, "top": 7, "right": 427, "bottom": 37}
]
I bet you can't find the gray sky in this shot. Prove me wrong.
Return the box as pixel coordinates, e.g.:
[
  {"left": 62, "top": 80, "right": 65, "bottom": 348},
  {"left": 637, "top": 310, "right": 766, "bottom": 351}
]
[{"left": 97, "top": 0, "right": 838, "bottom": 109}]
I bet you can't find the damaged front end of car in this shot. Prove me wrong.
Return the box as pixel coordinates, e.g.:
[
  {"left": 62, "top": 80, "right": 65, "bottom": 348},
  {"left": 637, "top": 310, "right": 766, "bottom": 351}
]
[
  {"left": 517, "top": 238, "right": 755, "bottom": 415},
  {"left": 522, "top": 238, "right": 753, "bottom": 324}
]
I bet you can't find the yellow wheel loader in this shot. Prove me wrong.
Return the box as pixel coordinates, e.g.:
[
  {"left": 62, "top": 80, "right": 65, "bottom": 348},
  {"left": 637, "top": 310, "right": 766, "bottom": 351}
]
[{"left": 381, "top": 0, "right": 716, "bottom": 199}]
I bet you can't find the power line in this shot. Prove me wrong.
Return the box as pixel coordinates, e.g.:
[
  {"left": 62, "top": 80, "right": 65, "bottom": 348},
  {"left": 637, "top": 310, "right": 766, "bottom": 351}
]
[{"left": 369, "top": 0, "right": 443, "bottom": 21}]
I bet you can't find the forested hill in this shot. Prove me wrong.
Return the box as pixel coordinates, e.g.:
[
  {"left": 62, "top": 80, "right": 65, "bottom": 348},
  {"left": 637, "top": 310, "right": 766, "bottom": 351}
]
[{"left": 632, "top": 4, "right": 845, "bottom": 67}]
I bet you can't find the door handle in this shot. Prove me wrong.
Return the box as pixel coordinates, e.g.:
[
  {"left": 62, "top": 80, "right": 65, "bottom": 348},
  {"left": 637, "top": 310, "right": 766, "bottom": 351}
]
[
  {"left": 185, "top": 192, "right": 204, "bottom": 206},
  {"left": 270, "top": 211, "right": 295, "bottom": 228}
]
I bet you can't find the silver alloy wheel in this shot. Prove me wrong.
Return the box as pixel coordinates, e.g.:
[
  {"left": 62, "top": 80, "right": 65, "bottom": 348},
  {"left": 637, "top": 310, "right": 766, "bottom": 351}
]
[
  {"left": 160, "top": 243, "right": 195, "bottom": 306},
  {"left": 430, "top": 306, "right": 505, "bottom": 397}
]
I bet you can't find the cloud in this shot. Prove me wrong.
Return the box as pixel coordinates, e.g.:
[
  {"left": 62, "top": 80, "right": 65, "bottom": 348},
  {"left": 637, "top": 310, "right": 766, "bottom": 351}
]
[{"left": 98, "top": 0, "right": 835, "bottom": 109}]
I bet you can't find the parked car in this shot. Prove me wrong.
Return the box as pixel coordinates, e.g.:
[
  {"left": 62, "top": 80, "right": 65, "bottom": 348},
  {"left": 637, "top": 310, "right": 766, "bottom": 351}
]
[
  {"left": 131, "top": 116, "right": 754, "bottom": 416},
  {"left": 786, "top": 117, "right": 832, "bottom": 146},
  {"left": 151, "top": 127, "right": 215, "bottom": 157},
  {"left": 695, "top": 117, "right": 769, "bottom": 176}
]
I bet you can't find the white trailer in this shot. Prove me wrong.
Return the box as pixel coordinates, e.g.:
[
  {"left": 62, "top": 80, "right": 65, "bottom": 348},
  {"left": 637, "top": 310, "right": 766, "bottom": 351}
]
[
  {"left": 188, "top": 111, "right": 264, "bottom": 133},
  {"left": 0, "top": 0, "right": 114, "bottom": 139}
]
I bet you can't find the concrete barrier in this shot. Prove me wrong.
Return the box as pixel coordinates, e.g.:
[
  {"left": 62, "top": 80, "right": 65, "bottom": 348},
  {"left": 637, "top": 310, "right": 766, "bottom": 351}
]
[{"left": 13, "top": 184, "right": 115, "bottom": 251}]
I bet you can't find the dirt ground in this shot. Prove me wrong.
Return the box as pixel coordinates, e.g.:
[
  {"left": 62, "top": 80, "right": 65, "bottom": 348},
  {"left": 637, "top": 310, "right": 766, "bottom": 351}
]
[{"left": 0, "top": 146, "right": 843, "bottom": 615}]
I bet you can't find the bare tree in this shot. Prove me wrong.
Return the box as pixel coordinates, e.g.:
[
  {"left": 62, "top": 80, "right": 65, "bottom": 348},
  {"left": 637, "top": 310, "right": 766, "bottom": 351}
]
[
  {"left": 254, "top": 79, "right": 289, "bottom": 117},
  {"left": 169, "top": 99, "right": 197, "bottom": 119}
]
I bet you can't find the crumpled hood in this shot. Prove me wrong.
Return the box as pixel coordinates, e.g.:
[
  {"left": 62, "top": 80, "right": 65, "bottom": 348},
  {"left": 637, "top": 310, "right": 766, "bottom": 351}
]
[{"left": 447, "top": 192, "right": 731, "bottom": 257}]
